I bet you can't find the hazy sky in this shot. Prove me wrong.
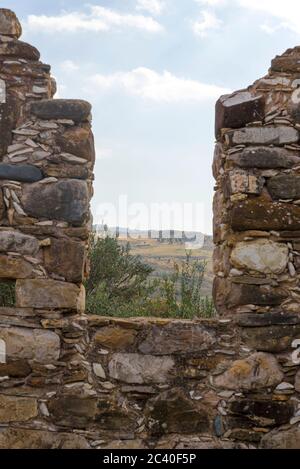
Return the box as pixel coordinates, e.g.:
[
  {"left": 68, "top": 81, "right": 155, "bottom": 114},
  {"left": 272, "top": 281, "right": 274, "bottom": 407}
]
[{"left": 7, "top": 0, "right": 300, "bottom": 233}]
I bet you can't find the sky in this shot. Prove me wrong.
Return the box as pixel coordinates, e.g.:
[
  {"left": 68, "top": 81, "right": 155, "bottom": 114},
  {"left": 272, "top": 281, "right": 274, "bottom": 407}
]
[{"left": 6, "top": 0, "right": 300, "bottom": 233}]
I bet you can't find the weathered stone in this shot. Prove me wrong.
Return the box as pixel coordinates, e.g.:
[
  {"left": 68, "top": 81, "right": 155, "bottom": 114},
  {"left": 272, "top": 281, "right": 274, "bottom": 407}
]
[
  {"left": 0, "top": 39, "right": 40, "bottom": 60},
  {"left": 0, "top": 428, "right": 90, "bottom": 449},
  {"left": 0, "top": 9, "right": 22, "bottom": 37},
  {"left": 0, "top": 230, "right": 39, "bottom": 255},
  {"left": 48, "top": 397, "right": 97, "bottom": 428},
  {"left": 93, "top": 326, "right": 137, "bottom": 350},
  {"left": 16, "top": 279, "right": 85, "bottom": 311},
  {"left": 295, "top": 370, "right": 300, "bottom": 392},
  {"left": 108, "top": 353, "right": 174, "bottom": 384},
  {"left": 44, "top": 238, "right": 86, "bottom": 283},
  {"left": 30, "top": 99, "right": 91, "bottom": 123},
  {"left": 213, "top": 353, "right": 283, "bottom": 391},
  {"left": 145, "top": 388, "right": 209, "bottom": 435},
  {"left": 288, "top": 87, "right": 300, "bottom": 123},
  {"left": 21, "top": 179, "right": 89, "bottom": 225},
  {"left": 0, "top": 255, "right": 33, "bottom": 278},
  {"left": 223, "top": 280, "right": 287, "bottom": 307},
  {"left": 230, "top": 240, "right": 288, "bottom": 274},
  {"left": 56, "top": 126, "right": 95, "bottom": 163},
  {"left": 0, "top": 96, "right": 20, "bottom": 158},
  {"left": 215, "top": 91, "right": 264, "bottom": 138},
  {"left": 0, "top": 395, "right": 38, "bottom": 423},
  {"left": 271, "top": 49, "right": 300, "bottom": 73},
  {"left": 228, "top": 399, "right": 294, "bottom": 427},
  {"left": 0, "top": 164, "right": 43, "bottom": 183},
  {"left": 0, "top": 326, "right": 60, "bottom": 363},
  {"left": 241, "top": 325, "right": 300, "bottom": 352},
  {"left": 44, "top": 164, "right": 89, "bottom": 180},
  {"left": 261, "top": 427, "right": 300, "bottom": 449},
  {"left": 212, "top": 143, "right": 223, "bottom": 180},
  {"left": 229, "top": 147, "right": 300, "bottom": 169},
  {"left": 268, "top": 174, "right": 300, "bottom": 200},
  {"left": 230, "top": 197, "right": 300, "bottom": 231},
  {"left": 0, "top": 189, "right": 4, "bottom": 220},
  {"left": 236, "top": 311, "right": 300, "bottom": 327},
  {"left": 228, "top": 126, "right": 299, "bottom": 146},
  {"left": 0, "top": 359, "right": 31, "bottom": 377},
  {"left": 224, "top": 170, "right": 264, "bottom": 196},
  {"left": 139, "top": 323, "right": 216, "bottom": 355}
]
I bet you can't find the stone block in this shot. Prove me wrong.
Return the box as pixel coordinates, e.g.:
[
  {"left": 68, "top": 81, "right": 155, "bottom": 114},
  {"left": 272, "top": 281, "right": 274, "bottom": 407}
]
[
  {"left": 225, "top": 170, "right": 264, "bottom": 196},
  {"left": 108, "top": 353, "right": 175, "bottom": 384},
  {"left": 0, "top": 230, "right": 39, "bottom": 255},
  {"left": 15, "top": 279, "right": 85, "bottom": 311},
  {"left": 229, "top": 146, "right": 300, "bottom": 169},
  {"left": 226, "top": 282, "right": 287, "bottom": 307},
  {"left": 230, "top": 239, "right": 288, "bottom": 274},
  {"left": 30, "top": 99, "right": 91, "bottom": 122},
  {"left": 0, "top": 164, "right": 43, "bottom": 183},
  {"left": 0, "top": 326, "right": 60, "bottom": 363},
  {"left": 241, "top": 324, "right": 300, "bottom": 352},
  {"left": 48, "top": 397, "right": 97, "bottom": 428},
  {"left": 228, "top": 399, "right": 294, "bottom": 427},
  {"left": 21, "top": 179, "right": 89, "bottom": 225},
  {"left": 0, "top": 39, "right": 40, "bottom": 60},
  {"left": 44, "top": 238, "right": 86, "bottom": 283},
  {"left": 0, "top": 9, "right": 22, "bottom": 37},
  {"left": 0, "top": 395, "right": 38, "bottom": 423},
  {"left": 56, "top": 125, "right": 95, "bottom": 163},
  {"left": 228, "top": 126, "right": 299, "bottom": 146},
  {"left": 0, "top": 428, "right": 90, "bottom": 449},
  {"left": 213, "top": 353, "right": 283, "bottom": 391},
  {"left": 93, "top": 326, "right": 137, "bottom": 350},
  {"left": 215, "top": 91, "right": 264, "bottom": 137},
  {"left": 261, "top": 428, "right": 300, "bottom": 449},
  {"left": 0, "top": 255, "right": 33, "bottom": 278},
  {"left": 267, "top": 174, "right": 300, "bottom": 200}
]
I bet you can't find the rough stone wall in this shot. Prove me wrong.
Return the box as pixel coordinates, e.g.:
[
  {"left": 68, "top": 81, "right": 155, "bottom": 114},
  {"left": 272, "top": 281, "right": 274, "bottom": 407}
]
[{"left": 1, "top": 8, "right": 300, "bottom": 450}]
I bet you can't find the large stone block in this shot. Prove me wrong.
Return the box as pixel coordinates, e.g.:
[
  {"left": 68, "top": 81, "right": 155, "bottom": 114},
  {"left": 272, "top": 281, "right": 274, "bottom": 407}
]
[
  {"left": 0, "top": 9, "right": 22, "bottom": 37},
  {"left": 93, "top": 326, "right": 137, "bottom": 350},
  {"left": 230, "top": 240, "right": 288, "bottom": 274},
  {"left": 56, "top": 126, "right": 95, "bottom": 163},
  {"left": 215, "top": 91, "right": 264, "bottom": 138},
  {"left": 241, "top": 324, "right": 300, "bottom": 352},
  {"left": 0, "top": 39, "right": 40, "bottom": 60},
  {"left": 0, "top": 164, "right": 43, "bottom": 183},
  {"left": 213, "top": 353, "right": 283, "bottom": 391},
  {"left": 229, "top": 147, "right": 300, "bottom": 169},
  {"left": 0, "top": 326, "right": 60, "bottom": 363},
  {"left": 267, "top": 174, "right": 300, "bottom": 200},
  {"left": 44, "top": 238, "right": 86, "bottom": 283},
  {"left": 0, "top": 395, "right": 37, "bottom": 423},
  {"left": 0, "top": 255, "right": 33, "bottom": 278},
  {"left": 139, "top": 323, "right": 216, "bottom": 355},
  {"left": 224, "top": 170, "right": 264, "bottom": 196},
  {"left": 0, "top": 230, "right": 39, "bottom": 255},
  {"left": 108, "top": 353, "right": 175, "bottom": 384},
  {"left": 145, "top": 388, "right": 209, "bottom": 435},
  {"left": 271, "top": 49, "right": 300, "bottom": 73},
  {"left": 0, "top": 428, "right": 90, "bottom": 449},
  {"left": 16, "top": 279, "right": 85, "bottom": 311},
  {"left": 48, "top": 397, "right": 97, "bottom": 428},
  {"left": 30, "top": 99, "right": 91, "bottom": 122},
  {"left": 21, "top": 179, "right": 89, "bottom": 225},
  {"left": 0, "top": 95, "right": 20, "bottom": 158},
  {"left": 230, "top": 198, "right": 300, "bottom": 231},
  {"left": 228, "top": 399, "right": 294, "bottom": 427},
  {"left": 289, "top": 87, "right": 300, "bottom": 123},
  {"left": 228, "top": 126, "right": 299, "bottom": 146},
  {"left": 261, "top": 428, "right": 300, "bottom": 449}
]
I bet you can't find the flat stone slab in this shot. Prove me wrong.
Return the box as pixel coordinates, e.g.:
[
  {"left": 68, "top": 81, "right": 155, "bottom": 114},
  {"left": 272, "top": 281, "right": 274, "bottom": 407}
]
[
  {"left": 0, "top": 230, "right": 39, "bottom": 255},
  {"left": 0, "top": 39, "right": 40, "bottom": 61},
  {"left": 30, "top": 99, "right": 91, "bottom": 122},
  {"left": 228, "top": 126, "right": 299, "bottom": 146},
  {"left": 215, "top": 90, "right": 264, "bottom": 137},
  {"left": 267, "top": 174, "right": 300, "bottom": 199},
  {"left": 229, "top": 147, "right": 300, "bottom": 169},
  {"left": 0, "top": 163, "right": 43, "bottom": 182},
  {"left": 231, "top": 240, "right": 288, "bottom": 274}
]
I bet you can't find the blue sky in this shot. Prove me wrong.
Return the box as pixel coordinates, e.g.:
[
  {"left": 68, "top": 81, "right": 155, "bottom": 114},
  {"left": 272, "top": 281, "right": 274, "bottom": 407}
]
[{"left": 7, "top": 0, "right": 300, "bottom": 233}]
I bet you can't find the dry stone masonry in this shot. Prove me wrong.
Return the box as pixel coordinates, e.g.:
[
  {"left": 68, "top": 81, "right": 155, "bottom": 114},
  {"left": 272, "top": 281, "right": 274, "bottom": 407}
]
[{"left": 1, "top": 8, "right": 300, "bottom": 449}]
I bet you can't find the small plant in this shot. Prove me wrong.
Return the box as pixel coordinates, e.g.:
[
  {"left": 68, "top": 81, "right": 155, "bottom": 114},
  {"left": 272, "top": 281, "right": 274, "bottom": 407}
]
[{"left": 0, "top": 281, "right": 15, "bottom": 307}]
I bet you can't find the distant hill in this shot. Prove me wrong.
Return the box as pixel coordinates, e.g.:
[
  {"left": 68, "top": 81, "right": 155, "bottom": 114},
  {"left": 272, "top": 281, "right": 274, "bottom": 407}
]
[{"left": 93, "top": 225, "right": 214, "bottom": 297}]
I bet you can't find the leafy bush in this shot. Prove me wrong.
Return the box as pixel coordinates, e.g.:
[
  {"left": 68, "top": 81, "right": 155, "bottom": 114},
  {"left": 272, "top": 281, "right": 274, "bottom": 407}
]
[{"left": 85, "top": 235, "right": 216, "bottom": 318}]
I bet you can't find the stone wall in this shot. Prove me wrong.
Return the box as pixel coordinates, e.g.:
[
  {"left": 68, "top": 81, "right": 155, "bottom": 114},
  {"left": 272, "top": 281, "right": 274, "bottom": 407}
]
[{"left": 1, "top": 8, "right": 300, "bottom": 450}]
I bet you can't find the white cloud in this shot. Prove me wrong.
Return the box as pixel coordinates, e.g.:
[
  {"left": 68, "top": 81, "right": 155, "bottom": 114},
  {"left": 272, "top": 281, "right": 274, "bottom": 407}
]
[
  {"left": 237, "top": 0, "right": 300, "bottom": 34},
  {"left": 192, "top": 10, "right": 222, "bottom": 37},
  {"left": 194, "top": 0, "right": 227, "bottom": 5},
  {"left": 26, "top": 5, "right": 163, "bottom": 34},
  {"left": 96, "top": 147, "right": 113, "bottom": 160},
  {"left": 88, "top": 67, "right": 230, "bottom": 103},
  {"left": 60, "top": 60, "right": 79, "bottom": 72},
  {"left": 136, "top": 0, "right": 165, "bottom": 15}
]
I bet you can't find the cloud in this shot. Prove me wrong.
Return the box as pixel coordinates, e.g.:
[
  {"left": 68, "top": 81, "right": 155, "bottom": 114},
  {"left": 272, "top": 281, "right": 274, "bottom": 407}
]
[
  {"left": 60, "top": 60, "right": 79, "bottom": 72},
  {"left": 88, "top": 67, "right": 230, "bottom": 103},
  {"left": 25, "top": 5, "right": 163, "bottom": 34},
  {"left": 136, "top": 0, "right": 165, "bottom": 15},
  {"left": 194, "top": 0, "right": 227, "bottom": 5},
  {"left": 192, "top": 10, "right": 222, "bottom": 37}
]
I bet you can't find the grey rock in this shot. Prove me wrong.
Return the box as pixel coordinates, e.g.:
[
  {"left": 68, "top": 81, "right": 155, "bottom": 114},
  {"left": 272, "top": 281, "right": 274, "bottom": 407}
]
[
  {"left": 21, "top": 179, "right": 89, "bottom": 225},
  {"left": 0, "top": 9, "right": 22, "bottom": 37},
  {"left": 30, "top": 99, "right": 91, "bottom": 123},
  {"left": 268, "top": 174, "right": 300, "bottom": 200},
  {"left": 229, "top": 126, "right": 299, "bottom": 146},
  {"left": 0, "top": 230, "right": 39, "bottom": 255},
  {"left": 229, "top": 146, "right": 300, "bottom": 169},
  {"left": 0, "top": 164, "right": 43, "bottom": 182}
]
